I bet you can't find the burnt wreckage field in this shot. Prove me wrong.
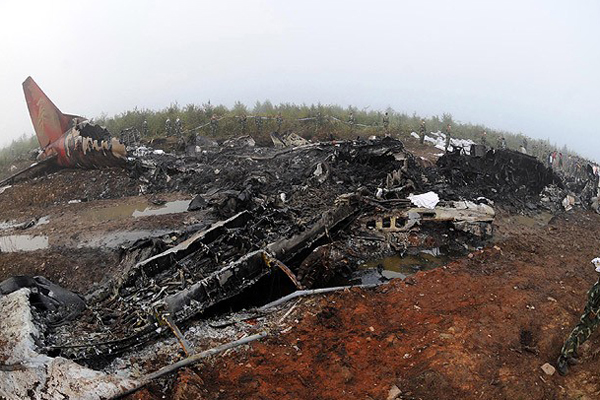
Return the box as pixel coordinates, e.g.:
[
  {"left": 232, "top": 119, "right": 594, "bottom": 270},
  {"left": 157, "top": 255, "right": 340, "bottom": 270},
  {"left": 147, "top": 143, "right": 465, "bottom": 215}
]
[
  {"left": 44, "top": 139, "right": 499, "bottom": 359},
  {"left": 0, "top": 136, "right": 590, "bottom": 398}
]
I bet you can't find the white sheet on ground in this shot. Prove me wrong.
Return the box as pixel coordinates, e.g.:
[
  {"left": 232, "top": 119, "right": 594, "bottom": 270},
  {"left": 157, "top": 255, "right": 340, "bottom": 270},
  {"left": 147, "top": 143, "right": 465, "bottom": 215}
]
[{"left": 408, "top": 191, "right": 440, "bottom": 209}]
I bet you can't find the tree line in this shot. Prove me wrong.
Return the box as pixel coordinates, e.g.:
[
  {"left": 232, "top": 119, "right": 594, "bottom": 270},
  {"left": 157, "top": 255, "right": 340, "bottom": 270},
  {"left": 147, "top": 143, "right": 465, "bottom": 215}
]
[{"left": 0, "top": 101, "right": 579, "bottom": 168}]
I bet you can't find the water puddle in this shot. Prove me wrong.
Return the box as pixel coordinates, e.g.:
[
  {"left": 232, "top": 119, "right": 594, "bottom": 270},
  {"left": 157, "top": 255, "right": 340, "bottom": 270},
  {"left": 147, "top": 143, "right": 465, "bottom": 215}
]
[
  {"left": 0, "top": 235, "right": 49, "bottom": 252},
  {"left": 81, "top": 200, "right": 191, "bottom": 223},
  {"left": 80, "top": 200, "right": 148, "bottom": 223},
  {"left": 132, "top": 200, "right": 191, "bottom": 218},
  {"left": 359, "top": 249, "right": 451, "bottom": 280},
  {"left": 332, "top": 249, "right": 451, "bottom": 285},
  {"left": 81, "top": 229, "right": 174, "bottom": 248},
  {"left": 0, "top": 216, "right": 50, "bottom": 231}
]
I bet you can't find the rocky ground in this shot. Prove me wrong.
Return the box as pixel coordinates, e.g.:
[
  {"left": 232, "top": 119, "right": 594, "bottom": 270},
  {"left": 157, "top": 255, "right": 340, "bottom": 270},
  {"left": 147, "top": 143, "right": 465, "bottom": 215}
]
[{"left": 0, "top": 135, "right": 598, "bottom": 399}]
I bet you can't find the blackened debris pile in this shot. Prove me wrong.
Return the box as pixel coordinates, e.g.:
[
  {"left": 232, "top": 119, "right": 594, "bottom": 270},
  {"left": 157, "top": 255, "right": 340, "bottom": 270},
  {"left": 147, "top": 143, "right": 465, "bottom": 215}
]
[
  {"left": 132, "top": 137, "right": 423, "bottom": 220},
  {"left": 46, "top": 137, "right": 496, "bottom": 361},
  {"left": 436, "top": 148, "right": 563, "bottom": 208},
  {"left": 0, "top": 276, "right": 85, "bottom": 325}
]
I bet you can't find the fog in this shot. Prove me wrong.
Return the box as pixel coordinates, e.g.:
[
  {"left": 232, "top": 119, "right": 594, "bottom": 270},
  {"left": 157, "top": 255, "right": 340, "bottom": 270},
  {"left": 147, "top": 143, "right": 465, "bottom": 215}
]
[{"left": 0, "top": 0, "right": 598, "bottom": 158}]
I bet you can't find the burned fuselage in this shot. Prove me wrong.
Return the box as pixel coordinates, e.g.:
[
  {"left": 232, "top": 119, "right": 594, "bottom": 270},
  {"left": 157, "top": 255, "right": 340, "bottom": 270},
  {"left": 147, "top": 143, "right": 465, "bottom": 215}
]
[
  {"left": 38, "top": 121, "right": 127, "bottom": 168},
  {"left": 23, "top": 76, "right": 126, "bottom": 170}
]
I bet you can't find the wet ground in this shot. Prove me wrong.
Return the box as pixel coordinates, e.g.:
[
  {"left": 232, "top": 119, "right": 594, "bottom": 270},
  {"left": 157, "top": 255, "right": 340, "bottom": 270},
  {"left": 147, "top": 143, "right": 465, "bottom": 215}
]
[
  {"left": 0, "top": 136, "right": 595, "bottom": 399},
  {"left": 0, "top": 174, "right": 197, "bottom": 292}
]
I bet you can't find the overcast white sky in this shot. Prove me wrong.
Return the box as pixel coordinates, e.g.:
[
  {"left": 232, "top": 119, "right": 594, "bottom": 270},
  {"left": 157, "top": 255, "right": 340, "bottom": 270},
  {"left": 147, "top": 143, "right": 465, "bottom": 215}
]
[{"left": 0, "top": 1, "right": 599, "bottom": 158}]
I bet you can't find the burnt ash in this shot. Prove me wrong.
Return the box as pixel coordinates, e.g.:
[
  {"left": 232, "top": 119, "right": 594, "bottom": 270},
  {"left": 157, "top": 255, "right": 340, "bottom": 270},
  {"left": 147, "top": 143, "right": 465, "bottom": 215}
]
[{"left": 436, "top": 148, "right": 564, "bottom": 209}]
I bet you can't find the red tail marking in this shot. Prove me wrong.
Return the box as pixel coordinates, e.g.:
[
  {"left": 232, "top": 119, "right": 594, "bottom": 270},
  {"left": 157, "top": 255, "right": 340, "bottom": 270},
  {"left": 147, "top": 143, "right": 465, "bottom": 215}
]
[{"left": 22, "top": 77, "right": 74, "bottom": 148}]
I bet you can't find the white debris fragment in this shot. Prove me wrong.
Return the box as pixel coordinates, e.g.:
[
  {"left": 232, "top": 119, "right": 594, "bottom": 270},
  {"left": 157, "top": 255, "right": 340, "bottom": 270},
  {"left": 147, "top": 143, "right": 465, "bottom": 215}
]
[
  {"left": 476, "top": 196, "right": 494, "bottom": 205},
  {"left": 387, "top": 384, "right": 402, "bottom": 400},
  {"left": 68, "top": 199, "right": 82, "bottom": 204},
  {"left": 422, "top": 131, "right": 476, "bottom": 154},
  {"left": 408, "top": 191, "right": 440, "bottom": 209},
  {"left": 0, "top": 185, "right": 12, "bottom": 195},
  {"left": 280, "top": 193, "right": 287, "bottom": 203},
  {"left": 132, "top": 146, "right": 150, "bottom": 157},
  {"left": 314, "top": 163, "right": 323, "bottom": 176},
  {"left": 562, "top": 195, "right": 575, "bottom": 211},
  {"left": 541, "top": 363, "right": 556, "bottom": 376},
  {"left": 0, "top": 289, "right": 137, "bottom": 399}
]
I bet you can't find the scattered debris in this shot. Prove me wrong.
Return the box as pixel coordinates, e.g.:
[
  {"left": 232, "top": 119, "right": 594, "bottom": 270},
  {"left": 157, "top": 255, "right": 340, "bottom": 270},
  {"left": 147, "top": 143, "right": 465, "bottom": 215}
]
[
  {"left": 2, "top": 125, "right": 600, "bottom": 399},
  {"left": 12, "top": 137, "right": 496, "bottom": 362},
  {"left": 0, "top": 275, "right": 85, "bottom": 324},
  {"left": 562, "top": 195, "right": 575, "bottom": 211},
  {"left": 436, "top": 148, "right": 564, "bottom": 211},
  {"left": 0, "top": 289, "right": 137, "bottom": 399},
  {"left": 541, "top": 363, "right": 556, "bottom": 376},
  {"left": 270, "top": 131, "right": 310, "bottom": 148}
]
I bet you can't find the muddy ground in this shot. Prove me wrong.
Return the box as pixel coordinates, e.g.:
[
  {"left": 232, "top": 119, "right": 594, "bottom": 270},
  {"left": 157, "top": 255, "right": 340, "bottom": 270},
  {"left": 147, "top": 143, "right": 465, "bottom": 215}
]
[
  {"left": 1, "top": 135, "right": 598, "bottom": 399},
  {"left": 124, "top": 209, "right": 600, "bottom": 400}
]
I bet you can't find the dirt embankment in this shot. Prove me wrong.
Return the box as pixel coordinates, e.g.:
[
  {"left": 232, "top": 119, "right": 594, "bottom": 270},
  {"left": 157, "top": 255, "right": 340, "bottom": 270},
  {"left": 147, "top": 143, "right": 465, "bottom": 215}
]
[{"left": 130, "top": 210, "right": 600, "bottom": 400}]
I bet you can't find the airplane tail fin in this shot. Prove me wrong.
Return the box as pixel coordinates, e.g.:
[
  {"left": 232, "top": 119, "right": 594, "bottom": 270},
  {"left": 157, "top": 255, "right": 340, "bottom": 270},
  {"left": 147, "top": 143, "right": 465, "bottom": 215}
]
[{"left": 22, "top": 77, "right": 77, "bottom": 148}]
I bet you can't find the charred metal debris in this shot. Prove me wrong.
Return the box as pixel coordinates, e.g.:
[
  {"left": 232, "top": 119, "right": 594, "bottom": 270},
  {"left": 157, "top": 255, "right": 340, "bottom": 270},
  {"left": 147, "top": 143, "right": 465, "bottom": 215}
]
[
  {"left": 436, "top": 147, "right": 564, "bottom": 211},
  {"left": 7, "top": 137, "right": 589, "bottom": 362}
]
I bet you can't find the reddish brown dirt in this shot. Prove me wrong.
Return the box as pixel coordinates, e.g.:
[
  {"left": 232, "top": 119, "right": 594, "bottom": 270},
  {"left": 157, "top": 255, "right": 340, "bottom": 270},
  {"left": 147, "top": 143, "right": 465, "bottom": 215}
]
[{"left": 130, "top": 210, "right": 600, "bottom": 400}]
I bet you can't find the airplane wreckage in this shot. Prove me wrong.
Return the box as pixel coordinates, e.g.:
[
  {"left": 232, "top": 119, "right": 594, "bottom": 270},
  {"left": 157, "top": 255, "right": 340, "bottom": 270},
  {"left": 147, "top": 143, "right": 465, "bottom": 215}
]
[
  {"left": 0, "top": 79, "right": 592, "bottom": 398},
  {"left": 0, "top": 77, "right": 127, "bottom": 186}
]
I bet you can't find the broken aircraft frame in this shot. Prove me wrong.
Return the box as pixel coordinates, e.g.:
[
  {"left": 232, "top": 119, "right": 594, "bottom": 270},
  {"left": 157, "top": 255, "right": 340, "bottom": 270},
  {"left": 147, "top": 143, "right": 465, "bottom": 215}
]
[
  {"left": 0, "top": 78, "right": 127, "bottom": 186},
  {"left": 43, "top": 139, "right": 498, "bottom": 360}
]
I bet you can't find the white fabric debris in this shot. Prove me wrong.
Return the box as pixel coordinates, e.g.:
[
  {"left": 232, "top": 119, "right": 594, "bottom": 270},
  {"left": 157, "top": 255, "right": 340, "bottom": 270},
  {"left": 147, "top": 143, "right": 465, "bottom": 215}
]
[{"left": 408, "top": 191, "right": 440, "bottom": 209}]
